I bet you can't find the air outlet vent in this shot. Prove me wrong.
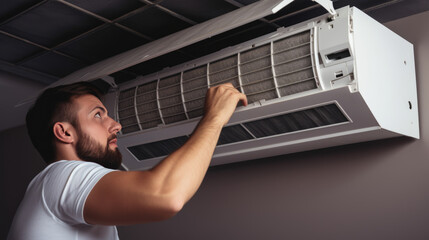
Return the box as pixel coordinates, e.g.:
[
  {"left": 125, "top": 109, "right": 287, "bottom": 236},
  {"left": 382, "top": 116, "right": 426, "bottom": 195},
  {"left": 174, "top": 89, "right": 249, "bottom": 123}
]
[
  {"left": 118, "top": 30, "right": 317, "bottom": 135},
  {"left": 217, "top": 125, "right": 254, "bottom": 145},
  {"left": 243, "top": 104, "right": 348, "bottom": 138},
  {"left": 128, "top": 103, "right": 348, "bottom": 161},
  {"left": 128, "top": 136, "right": 189, "bottom": 161}
]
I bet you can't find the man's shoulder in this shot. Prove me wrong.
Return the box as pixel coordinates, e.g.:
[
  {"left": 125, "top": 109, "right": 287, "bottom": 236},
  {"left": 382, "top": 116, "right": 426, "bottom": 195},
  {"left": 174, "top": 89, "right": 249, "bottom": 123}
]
[
  {"left": 32, "top": 160, "right": 112, "bottom": 187},
  {"left": 44, "top": 160, "right": 105, "bottom": 174},
  {"left": 50, "top": 159, "right": 102, "bottom": 168},
  {"left": 26, "top": 160, "right": 117, "bottom": 221}
]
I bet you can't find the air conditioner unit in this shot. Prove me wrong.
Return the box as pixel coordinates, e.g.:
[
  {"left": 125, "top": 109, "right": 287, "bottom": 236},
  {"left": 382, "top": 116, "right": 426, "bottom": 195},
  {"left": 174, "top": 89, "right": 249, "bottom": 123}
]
[{"left": 103, "top": 6, "right": 419, "bottom": 170}]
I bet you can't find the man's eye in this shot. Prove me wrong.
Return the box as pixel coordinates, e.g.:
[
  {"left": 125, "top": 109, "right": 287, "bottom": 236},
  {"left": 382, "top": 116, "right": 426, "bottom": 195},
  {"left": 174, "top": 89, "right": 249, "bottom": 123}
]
[{"left": 95, "top": 113, "right": 101, "bottom": 118}]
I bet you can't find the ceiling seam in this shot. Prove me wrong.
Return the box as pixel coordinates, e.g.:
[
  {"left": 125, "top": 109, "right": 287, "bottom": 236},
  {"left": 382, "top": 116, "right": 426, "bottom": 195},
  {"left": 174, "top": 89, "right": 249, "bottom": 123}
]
[
  {"left": 55, "top": 0, "right": 111, "bottom": 23},
  {"left": 139, "top": 0, "right": 200, "bottom": 25},
  {"left": 0, "top": 30, "right": 50, "bottom": 51},
  {"left": 153, "top": 5, "right": 198, "bottom": 25},
  {"left": 55, "top": 0, "right": 153, "bottom": 41},
  {"left": 0, "top": 29, "right": 86, "bottom": 66},
  {"left": 13, "top": 24, "right": 109, "bottom": 66},
  {"left": 113, "top": 24, "right": 154, "bottom": 41},
  {"left": 111, "top": 4, "right": 155, "bottom": 22},
  {"left": 139, "top": 0, "right": 163, "bottom": 6}
]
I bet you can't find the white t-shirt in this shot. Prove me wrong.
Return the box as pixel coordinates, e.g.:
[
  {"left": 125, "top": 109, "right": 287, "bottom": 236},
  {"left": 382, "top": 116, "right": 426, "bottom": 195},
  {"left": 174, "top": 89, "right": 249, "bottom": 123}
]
[{"left": 8, "top": 160, "right": 119, "bottom": 240}]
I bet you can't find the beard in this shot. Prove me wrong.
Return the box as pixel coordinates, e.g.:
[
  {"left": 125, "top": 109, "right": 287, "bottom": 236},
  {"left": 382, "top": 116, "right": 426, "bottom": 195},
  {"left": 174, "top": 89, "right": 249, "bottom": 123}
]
[{"left": 75, "top": 128, "right": 122, "bottom": 170}]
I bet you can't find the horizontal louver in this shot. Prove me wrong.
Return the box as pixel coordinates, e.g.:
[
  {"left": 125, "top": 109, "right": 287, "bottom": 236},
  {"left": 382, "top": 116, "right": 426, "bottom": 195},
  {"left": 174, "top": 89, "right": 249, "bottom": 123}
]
[
  {"left": 243, "top": 104, "right": 348, "bottom": 138},
  {"left": 217, "top": 125, "right": 254, "bottom": 146},
  {"left": 128, "top": 136, "right": 189, "bottom": 160},
  {"left": 128, "top": 103, "right": 349, "bottom": 161},
  {"left": 118, "top": 30, "right": 317, "bottom": 134}
]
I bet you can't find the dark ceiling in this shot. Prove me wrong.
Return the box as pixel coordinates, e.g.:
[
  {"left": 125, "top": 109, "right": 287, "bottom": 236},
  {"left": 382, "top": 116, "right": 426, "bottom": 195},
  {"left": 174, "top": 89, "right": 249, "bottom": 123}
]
[{"left": 1, "top": 0, "right": 428, "bottom": 86}]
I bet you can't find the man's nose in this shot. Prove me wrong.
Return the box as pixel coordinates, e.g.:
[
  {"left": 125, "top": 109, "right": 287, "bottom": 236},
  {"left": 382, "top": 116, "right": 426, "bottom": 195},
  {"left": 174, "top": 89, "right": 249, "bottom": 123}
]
[{"left": 109, "top": 117, "right": 122, "bottom": 134}]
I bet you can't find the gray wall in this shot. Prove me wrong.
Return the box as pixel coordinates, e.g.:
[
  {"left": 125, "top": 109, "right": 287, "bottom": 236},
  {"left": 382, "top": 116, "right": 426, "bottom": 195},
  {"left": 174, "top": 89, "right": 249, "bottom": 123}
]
[
  {"left": 1, "top": 126, "right": 45, "bottom": 239},
  {"left": 2, "top": 10, "right": 429, "bottom": 240},
  {"left": 0, "top": 71, "right": 45, "bottom": 132}
]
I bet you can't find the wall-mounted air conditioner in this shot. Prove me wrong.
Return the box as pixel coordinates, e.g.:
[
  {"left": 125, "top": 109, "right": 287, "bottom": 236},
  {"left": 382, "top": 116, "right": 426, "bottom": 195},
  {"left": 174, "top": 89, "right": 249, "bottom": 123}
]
[{"left": 103, "top": 6, "right": 419, "bottom": 170}]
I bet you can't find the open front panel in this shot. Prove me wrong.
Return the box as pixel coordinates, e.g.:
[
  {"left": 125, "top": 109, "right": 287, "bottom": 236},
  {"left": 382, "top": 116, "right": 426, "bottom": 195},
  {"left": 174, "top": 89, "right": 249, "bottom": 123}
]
[{"left": 117, "top": 30, "right": 317, "bottom": 134}]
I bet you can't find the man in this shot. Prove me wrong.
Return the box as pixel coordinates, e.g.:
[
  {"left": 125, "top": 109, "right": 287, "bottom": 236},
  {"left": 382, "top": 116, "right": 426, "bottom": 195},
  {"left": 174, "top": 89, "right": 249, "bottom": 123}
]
[{"left": 8, "top": 81, "right": 247, "bottom": 239}]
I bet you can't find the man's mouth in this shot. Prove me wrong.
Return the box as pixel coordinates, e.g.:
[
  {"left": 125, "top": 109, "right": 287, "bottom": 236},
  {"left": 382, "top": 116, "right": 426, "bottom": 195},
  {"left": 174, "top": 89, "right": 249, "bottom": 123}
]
[{"left": 108, "top": 136, "right": 118, "bottom": 147}]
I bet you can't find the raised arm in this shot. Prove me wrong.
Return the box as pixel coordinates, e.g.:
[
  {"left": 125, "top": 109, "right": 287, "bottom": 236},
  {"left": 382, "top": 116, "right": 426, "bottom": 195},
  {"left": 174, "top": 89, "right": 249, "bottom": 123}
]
[{"left": 84, "top": 83, "right": 247, "bottom": 225}]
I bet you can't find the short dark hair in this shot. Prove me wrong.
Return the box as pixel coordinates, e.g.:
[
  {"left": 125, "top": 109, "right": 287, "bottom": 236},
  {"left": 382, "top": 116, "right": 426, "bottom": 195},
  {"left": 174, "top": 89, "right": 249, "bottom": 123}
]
[{"left": 26, "top": 82, "right": 102, "bottom": 164}]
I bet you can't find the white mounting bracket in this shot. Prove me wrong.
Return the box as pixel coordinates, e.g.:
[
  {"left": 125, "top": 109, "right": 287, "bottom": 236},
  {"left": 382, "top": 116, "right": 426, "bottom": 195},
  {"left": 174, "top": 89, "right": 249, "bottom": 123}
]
[
  {"left": 101, "top": 75, "right": 118, "bottom": 88},
  {"left": 273, "top": 0, "right": 337, "bottom": 16},
  {"left": 313, "top": 0, "right": 337, "bottom": 16}
]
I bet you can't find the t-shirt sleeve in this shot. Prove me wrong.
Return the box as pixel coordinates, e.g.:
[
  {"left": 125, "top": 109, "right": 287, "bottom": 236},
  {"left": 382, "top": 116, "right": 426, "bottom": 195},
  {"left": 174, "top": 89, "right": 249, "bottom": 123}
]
[{"left": 42, "top": 161, "right": 116, "bottom": 225}]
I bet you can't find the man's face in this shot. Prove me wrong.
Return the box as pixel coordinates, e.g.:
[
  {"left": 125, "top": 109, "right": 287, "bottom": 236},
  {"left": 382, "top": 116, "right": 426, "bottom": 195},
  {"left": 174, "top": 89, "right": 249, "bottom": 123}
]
[{"left": 73, "top": 95, "right": 122, "bottom": 169}]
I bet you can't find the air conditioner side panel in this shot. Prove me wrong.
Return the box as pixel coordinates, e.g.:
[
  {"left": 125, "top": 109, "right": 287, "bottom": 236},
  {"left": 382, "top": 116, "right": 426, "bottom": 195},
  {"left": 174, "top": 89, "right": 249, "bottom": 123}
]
[{"left": 352, "top": 7, "right": 419, "bottom": 138}]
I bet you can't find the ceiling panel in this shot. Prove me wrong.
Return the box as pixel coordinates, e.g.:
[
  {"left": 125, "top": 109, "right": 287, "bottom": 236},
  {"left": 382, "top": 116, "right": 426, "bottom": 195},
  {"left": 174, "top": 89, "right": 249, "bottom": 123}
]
[
  {"left": 0, "top": 33, "right": 42, "bottom": 62},
  {"left": 0, "top": 0, "right": 44, "bottom": 21},
  {"left": 159, "top": 0, "right": 238, "bottom": 23},
  {"left": 0, "top": 1, "right": 103, "bottom": 47},
  {"left": 21, "top": 51, "right": 86, "bottom": 77},
  {"left": 119, "top": 6, "right": 193, "bottom": 40},
  {"left": 64, "top": 0, "right": 147, "bottom": 20},
  {"left": 57, "top": 25, "right": 149, "bottom": 64}
]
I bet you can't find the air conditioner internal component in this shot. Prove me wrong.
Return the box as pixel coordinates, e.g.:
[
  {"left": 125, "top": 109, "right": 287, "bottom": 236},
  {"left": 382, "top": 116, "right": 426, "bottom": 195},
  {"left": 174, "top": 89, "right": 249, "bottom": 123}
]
[{"left": 103, "top": 6, "right": 419, "bottom": 170}]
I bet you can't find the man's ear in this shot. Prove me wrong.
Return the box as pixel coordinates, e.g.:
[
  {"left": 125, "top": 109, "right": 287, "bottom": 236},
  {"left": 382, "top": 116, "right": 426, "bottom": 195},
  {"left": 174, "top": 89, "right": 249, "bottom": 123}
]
[{"left": 53, "top": 122, "right": 75, "bottom": 144}]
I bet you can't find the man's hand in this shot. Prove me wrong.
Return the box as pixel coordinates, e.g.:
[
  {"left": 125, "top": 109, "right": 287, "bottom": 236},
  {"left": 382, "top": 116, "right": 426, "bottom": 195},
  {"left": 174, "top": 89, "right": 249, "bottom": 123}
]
[
  {"left": 203, "top": 83, "right": 248, "bottom": 127},
  {"left": 84, "top": 83, "right": 247, "bottom": 225}
]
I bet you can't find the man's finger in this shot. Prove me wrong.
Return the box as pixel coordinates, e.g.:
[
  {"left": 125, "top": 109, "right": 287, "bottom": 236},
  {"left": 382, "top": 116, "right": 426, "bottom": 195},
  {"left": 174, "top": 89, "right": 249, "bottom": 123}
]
[{"left": 239, "top": 93, "right": 248, "bottom": 106}]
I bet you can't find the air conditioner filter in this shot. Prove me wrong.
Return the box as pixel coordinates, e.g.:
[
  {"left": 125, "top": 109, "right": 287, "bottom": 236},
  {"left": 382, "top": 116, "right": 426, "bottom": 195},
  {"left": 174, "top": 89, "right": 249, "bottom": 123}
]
[{"left": 118, "top": 30, "right": 316, "bottom": 134}]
